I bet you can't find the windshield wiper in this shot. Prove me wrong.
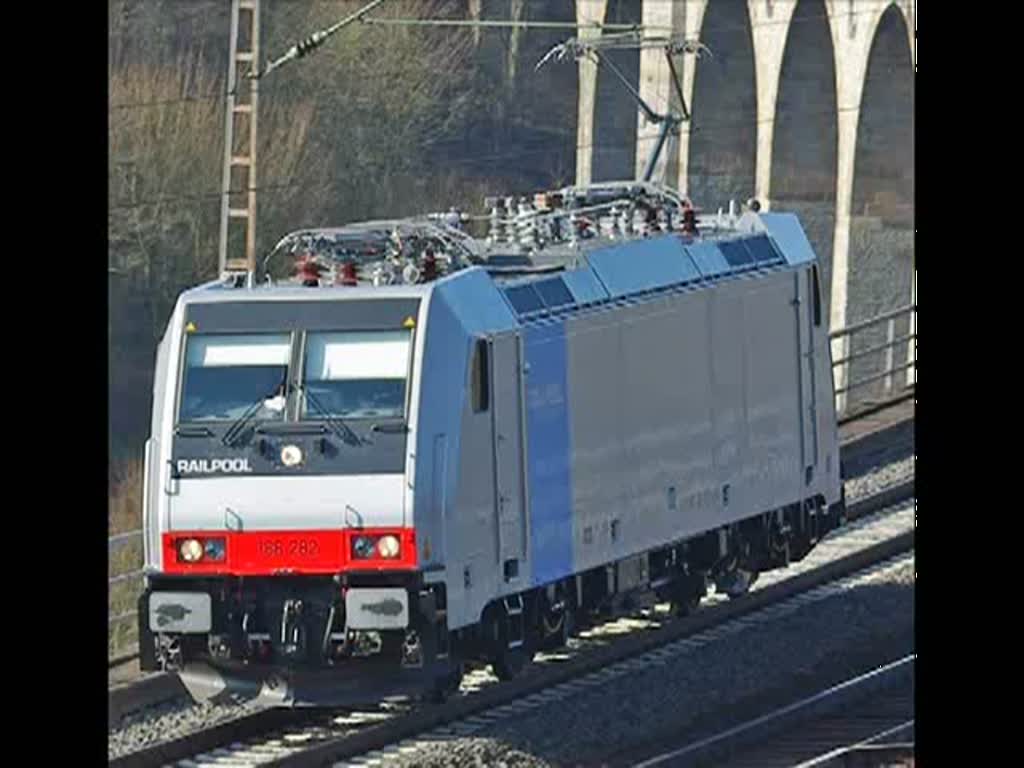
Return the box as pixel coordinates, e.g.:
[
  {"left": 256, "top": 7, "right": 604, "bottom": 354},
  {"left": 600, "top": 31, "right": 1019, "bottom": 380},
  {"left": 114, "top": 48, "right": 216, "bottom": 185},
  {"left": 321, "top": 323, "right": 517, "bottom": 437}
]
[
  {"left": 296, "top": 383, "right": 366, "bottom": 447},
  {"left": 222, "top": 382, "right": 286, "bottom": 447}
]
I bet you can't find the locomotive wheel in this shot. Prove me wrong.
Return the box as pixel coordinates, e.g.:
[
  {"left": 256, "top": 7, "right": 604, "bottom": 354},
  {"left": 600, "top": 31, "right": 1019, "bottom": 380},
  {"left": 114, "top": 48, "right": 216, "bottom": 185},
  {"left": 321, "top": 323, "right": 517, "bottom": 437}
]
[
  {"left": 492, "top": 646, "right": 532, "bottom": 681},
  {"left": 540, "top": 601, "right": 575, "bottom": 651},
  {"left": 428, "top": 659, "right": 465, "bottom": 703},
  {"left": 718, "top": 568, "right": 759, "bottom": 599},
  {"left": 671, "top": 570, "right": 706, "bottom": 616},
  {"left": 672, "top": 594, "right": 701, "bottom": 617},
  {"left": 484, "top": 598, "right": 536, "bottom": 681}
]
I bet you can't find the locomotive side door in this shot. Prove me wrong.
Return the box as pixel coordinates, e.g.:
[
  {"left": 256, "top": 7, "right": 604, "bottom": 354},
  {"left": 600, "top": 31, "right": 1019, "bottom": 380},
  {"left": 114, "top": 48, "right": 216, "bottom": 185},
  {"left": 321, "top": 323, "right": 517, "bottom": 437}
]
[{"left": 490, "top": 332, "right": 528, "bottom": 580}]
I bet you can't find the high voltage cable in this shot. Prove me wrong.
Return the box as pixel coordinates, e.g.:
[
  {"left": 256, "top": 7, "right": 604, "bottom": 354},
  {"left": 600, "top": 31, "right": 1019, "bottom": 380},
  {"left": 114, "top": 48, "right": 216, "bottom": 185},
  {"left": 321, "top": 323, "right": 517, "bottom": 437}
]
[
  {"left": 109, "top": 66, "right": 471, "bottom": 110},
  {"left": 108, "top": 6, "right": 890, "bottom": 112}
]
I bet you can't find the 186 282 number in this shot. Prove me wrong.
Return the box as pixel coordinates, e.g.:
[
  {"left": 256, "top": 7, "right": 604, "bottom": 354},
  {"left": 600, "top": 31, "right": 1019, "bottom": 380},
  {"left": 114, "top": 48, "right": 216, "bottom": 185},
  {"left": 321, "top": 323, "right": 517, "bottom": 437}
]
[{"left": 258, "top": 538, "right": 320, "bottom": 558}]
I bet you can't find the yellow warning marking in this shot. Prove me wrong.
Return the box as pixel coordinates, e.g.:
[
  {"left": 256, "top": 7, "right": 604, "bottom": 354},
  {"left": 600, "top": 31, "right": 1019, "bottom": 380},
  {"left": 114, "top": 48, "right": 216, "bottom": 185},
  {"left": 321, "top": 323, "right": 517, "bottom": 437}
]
[
  {"left": 402, "top": 316, "right": 416, "bottom": 328},
  {"left": 185, "top": 321, "right": 197, "bottom": 333}
]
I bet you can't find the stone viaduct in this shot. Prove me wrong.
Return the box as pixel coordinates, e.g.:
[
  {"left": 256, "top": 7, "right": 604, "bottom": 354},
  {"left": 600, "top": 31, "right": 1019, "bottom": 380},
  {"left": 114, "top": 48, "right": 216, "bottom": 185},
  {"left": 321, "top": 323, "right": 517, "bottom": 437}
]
[
  {"left": 566, "top": 0, "right": 915, "bottom": 404},
  {"left": 470, "top": 0, "right": 914, "bottom": 405}
]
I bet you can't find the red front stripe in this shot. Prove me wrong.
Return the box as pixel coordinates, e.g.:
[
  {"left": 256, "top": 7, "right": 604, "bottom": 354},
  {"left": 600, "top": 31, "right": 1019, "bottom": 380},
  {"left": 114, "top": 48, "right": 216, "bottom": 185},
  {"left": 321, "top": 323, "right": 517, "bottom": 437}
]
[{"left": 162, "top": 528, "right": 417, "bottom": 576}]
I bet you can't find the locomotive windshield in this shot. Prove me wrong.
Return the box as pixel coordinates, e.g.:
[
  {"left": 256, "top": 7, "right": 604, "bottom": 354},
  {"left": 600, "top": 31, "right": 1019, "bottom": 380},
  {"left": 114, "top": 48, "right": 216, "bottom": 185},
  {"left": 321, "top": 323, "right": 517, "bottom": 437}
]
[
  {"left": 179, "top": 333, "right": 290, "bottom": 422},
  {"left": 302, "top": 330, "right": 411, "bottom": 419}
]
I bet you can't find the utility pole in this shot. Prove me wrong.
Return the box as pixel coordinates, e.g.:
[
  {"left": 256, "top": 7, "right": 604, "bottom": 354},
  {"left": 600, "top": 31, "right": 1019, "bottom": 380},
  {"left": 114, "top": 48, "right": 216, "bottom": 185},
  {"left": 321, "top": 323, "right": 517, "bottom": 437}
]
[{"left": 218, "top": 0, "right": 261, "bottom": 279}]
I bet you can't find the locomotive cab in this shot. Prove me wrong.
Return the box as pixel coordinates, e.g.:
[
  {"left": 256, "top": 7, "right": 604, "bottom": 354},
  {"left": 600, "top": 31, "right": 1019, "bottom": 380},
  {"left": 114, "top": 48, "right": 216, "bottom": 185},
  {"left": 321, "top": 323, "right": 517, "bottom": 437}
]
[
  {"left": 137, "top": 283, "right": 460, "bottom": 703},
  {"left": 135, "top": 188, "right": 847, "bottom": 707}
]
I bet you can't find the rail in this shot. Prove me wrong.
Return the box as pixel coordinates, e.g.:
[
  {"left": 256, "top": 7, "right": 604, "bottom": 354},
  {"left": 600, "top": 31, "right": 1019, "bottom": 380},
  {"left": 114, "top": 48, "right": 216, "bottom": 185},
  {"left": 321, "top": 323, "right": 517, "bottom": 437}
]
[
  {"left": 632, "top": 654, "right": 915, "bottom": 768},
  {"left": 108, "top": 304, "right": 917, "bottom": 662}
]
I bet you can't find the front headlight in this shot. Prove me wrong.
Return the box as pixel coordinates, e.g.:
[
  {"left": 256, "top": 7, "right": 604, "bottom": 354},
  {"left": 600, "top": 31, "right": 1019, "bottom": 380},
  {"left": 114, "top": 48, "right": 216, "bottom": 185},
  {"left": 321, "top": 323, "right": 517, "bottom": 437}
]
[
  {"left": 352, "top": 536, "right": 377, "bottom": 559},
  {"left": 377, "top": 535, "right": 401, "bottom": 559},
  {"left": 203, "top": 538, "right": 226, "bottom": 562},
  {"left": 178, "top": 538, "right": 204, "bottom": 563}
]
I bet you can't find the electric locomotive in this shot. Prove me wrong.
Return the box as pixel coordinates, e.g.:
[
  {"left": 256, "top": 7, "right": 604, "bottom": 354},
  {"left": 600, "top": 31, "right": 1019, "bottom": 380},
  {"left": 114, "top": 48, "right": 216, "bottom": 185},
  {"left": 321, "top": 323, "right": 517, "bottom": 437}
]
[{"left": 138, "top": 181, "right": 846, "bottom": 705}]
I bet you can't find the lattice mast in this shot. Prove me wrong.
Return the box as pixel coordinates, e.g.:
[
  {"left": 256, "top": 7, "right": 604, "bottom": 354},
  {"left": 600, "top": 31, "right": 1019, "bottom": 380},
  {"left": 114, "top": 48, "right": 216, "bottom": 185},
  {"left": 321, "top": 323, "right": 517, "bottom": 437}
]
[{"left": 218, "top": 0, "right": 261, "bottom": 279}]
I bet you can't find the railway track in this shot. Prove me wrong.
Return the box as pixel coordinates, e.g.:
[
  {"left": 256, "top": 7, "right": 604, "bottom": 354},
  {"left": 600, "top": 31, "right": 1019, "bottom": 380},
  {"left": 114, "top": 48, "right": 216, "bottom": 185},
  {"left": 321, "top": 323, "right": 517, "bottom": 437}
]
[
  {"left": 109, "top": 480, "right": 913, "bottom": 768},
  {"left": 633, "top": 655, "right": 914, "bottom": 768}
]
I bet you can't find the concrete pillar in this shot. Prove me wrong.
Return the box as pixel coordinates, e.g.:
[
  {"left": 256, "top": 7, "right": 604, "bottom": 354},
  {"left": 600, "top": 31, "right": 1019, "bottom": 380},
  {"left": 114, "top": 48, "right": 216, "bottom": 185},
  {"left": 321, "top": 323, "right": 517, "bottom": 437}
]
[
  {"left": 507, "top": 0, "right": 527, "bottom": 87},
  {"left": 634, "top": 1, "right": 684, "bottom": 182},
  {"left": 674, "top": 0, "right": 709, "bottom": 198},
  {"left": 748, "top": 0, "right": 797, "bottom": 210},
  {"left": 828, "top": 100, "right": 860, "bottom": 414},
  {"left": 826, "top": 1, "right": 888, "bottom": 413},
  {"left": 902, "top": 0, "right": 916, "bottom": 62},
  {"left": 575, "top": 0, "right": 610, "bottom": 186},
  {"left": 468, "top": 0, "right": 482, "bottom": 47}
]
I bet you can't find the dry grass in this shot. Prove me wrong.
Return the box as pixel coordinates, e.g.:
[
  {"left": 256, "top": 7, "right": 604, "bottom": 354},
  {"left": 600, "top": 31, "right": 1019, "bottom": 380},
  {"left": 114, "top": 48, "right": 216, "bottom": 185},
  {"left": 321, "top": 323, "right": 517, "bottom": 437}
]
[
  {"left": 109, "top": 457, "right": 143, "bottom": 536},
  {"left": 109, "top": 458, "right": 144, "bottom": 659}
]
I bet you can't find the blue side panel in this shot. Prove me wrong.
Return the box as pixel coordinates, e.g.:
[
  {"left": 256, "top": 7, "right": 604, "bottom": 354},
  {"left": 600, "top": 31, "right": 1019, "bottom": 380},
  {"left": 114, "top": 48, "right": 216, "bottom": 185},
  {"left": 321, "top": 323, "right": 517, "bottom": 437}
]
[
  {"left": 522, "top": 322, "right": 574, "bottom": 587},
  {"left": 562, "top": 267, "right": 608, "bottom": 305},
  {"left": 719, "top": 239, "right": 755, "bottom": 268},
  {"left": 586, "top": 235, "right": 698, "bottom": 298},
  {"left": 503, "top": 283, "right": 544, "bottom": 315},
  {"left": 744, "top": 234, "right": 784, "bottom": 266},
  {"left": 686, "top": 241, "right": 730, "bottom": 278},
  {"left": 533, "top": 276, "right": 574, "bottom": 310},
  {"left": 759, "top": 212, "right": 817, "bottom": 266},
  {"left": 439, "top": 267, "right": 520, "bottom": 333}
]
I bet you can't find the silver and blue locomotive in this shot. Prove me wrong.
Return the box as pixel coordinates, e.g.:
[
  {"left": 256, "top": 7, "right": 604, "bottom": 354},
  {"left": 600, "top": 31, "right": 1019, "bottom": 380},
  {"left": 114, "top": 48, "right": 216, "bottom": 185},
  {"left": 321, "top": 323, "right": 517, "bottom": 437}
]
[{"left": 138, "top": 182, "right": 845, "bottom": 704}]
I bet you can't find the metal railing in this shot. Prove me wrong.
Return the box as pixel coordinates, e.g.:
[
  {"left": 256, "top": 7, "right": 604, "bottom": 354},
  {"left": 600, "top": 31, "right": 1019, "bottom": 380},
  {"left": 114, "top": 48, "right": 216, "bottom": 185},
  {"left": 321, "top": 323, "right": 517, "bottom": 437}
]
[
  {"left": 830, "top": 303, "right": 917, "bottom": 415},
  {"left": 107, "top": 304, "right": 917, "bottom": 662}
]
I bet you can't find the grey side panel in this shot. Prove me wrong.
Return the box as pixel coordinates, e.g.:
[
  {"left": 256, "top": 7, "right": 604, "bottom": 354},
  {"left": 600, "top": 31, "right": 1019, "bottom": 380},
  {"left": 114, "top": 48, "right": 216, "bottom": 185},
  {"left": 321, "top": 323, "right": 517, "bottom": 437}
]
[
  {"left": 491, "top": 333, "right": 528, "bottom": 572},
  {"left": 565, "top": 309, "right": 628, "bottom": 572},
  {"left": 567, "top": 292, "right": 721, "bottom": 571},
  {"left": 565, "top": 271, "right": 808, "bottom": 573},
  {"left": 740, "top": 275, "right": 804, "bottom": 510},
  {"left": 709, "top": 282, "right": 748, "bottom": 515}
]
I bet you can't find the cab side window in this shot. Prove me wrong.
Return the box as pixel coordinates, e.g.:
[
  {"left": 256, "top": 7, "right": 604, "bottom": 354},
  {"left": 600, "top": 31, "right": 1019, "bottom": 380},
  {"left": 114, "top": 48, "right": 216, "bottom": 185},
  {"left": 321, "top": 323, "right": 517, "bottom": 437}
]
[
  {"left": 810, "top": 265, "right": 823, "bottom": 328},
  {"left": 471, "top": 338, "right": 489, "bottom": 413}
]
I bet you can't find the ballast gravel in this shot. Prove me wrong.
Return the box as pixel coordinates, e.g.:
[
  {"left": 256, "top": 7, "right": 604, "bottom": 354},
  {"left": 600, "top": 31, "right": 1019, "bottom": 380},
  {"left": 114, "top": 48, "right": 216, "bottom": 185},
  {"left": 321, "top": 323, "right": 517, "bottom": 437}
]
[
  {"left": 109, "top": 696, "right": 268, "bottom": 758},
  {"left": 845, "top": 455, "right": 914, "bottom": 502},
  {"left": 369, "top": 558, "right": 914, "bottom": 768},
  {"left": 108, "top": 454, "right": 913, "bottom": 761}
]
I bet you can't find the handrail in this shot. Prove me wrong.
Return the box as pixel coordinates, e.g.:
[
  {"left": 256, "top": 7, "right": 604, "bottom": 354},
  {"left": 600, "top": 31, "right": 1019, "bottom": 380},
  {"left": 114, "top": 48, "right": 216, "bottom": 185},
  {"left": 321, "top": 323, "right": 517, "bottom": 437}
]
[{"left": 829, "top": 303, "right": 916, "bottom": 413}]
